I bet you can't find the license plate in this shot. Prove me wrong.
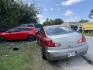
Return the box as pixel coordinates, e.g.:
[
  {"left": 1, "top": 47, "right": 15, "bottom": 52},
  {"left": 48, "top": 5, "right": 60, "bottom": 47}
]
[{"left": 68, "top": 52, "right": 76, "bottom": 57}]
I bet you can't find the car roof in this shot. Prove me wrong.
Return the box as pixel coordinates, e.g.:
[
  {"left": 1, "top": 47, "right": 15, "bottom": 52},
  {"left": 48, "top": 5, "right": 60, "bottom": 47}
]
[
  {"left": 16, "top": 26, "right": 35, "bottom": 29},
  {"left": 21, "top": 23, "right": 42, "bottom": 25},
  {"left": 43, "top": 25, "right": 71, "bottom": 28},
  {"left": 43, "top": 25, "right": 61, "bottom": 28}
]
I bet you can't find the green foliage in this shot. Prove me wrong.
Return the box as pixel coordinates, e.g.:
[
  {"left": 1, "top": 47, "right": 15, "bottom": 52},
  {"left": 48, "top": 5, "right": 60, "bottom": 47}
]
[
  {"left": 79, "top": 19, "right": 89, "bottom": 23},
  {"left": 53, "top": 18, "right": 64, "bottom": 25},
  {"left": 0, "top": 0, "right": 39, "bottom": 31},
  {"left": 89, "top": 9, "right": 93, "bottom": 19},
  {"left": 43, "top": 18, "right": 64, "bottom": 26},
  {"left": 43, "top": 18, "right": 51, "bottom": 26}
]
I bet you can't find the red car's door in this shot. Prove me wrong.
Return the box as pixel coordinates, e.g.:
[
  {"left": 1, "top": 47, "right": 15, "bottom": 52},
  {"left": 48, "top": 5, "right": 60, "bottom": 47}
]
[
  {"left": 5, "top": 32, "right": 27, "bottom": 40},
  {"left": 4, "top": 28, "right": 30, "bottom": 40}
]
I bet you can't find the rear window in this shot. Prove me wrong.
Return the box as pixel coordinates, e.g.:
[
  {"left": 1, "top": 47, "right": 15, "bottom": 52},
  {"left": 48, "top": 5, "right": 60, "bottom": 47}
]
[
  {"left": 34, "top": 24, "right": 42, "bottom": 28},
  {"left": 20, "top": 24, "right": 34, "bottom": 27},
  {"left": 44, "top": 26, "right": 74, "bottom": 36}
]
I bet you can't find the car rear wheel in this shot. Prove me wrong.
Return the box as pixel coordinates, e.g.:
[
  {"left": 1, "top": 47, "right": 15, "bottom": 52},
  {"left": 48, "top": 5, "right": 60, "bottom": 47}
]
[
  {"left": 42, "top": 48, "right": 47, "bottom": 60},
  {"left": 28, "top": 35, "right": 36, "bottom": 42}
]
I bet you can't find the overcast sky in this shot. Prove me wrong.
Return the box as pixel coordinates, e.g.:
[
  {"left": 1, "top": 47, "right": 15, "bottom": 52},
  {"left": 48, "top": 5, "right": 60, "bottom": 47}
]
[{"left": 22, "top": 0, "right": 93, "bottom": 23}]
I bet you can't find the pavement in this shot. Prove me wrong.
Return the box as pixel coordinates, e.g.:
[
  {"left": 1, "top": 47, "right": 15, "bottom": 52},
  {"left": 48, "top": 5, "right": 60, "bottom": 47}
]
[
  {"left": 59, "top": 56, "right": 93, "bottom": 70},
  {"left": 56, "top": 36, "right": 93, "bottom": 70},
  {"left": 84, "top": 36, "right": 93, "bottom": 63}
]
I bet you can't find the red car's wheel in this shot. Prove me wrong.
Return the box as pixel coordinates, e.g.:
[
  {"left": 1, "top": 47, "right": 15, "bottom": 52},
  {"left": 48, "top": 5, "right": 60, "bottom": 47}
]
[
  {"left": 28, "top": 35, "right": 36, "bottom": 42},
  {"left": 0, "top": 37, "right": 6, "bottom": 42}
]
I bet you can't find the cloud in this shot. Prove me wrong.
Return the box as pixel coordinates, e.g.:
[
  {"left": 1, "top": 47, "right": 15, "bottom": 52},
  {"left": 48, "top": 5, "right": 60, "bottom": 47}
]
[
  {"left": 62, "top": 0, "right": 83, "bottom": 6},
  {"left": 64, "top": 10, "right": 81, "bottom": 22},
  {"left": 40, "top": 19, "right": 46, "bottom": 24},
  {"left": 65, "top": 16, "right": 81, "bottom": 22},
  {"left": 37, "top": 14, "right": 46, "bottom": 24},
  {"left": 37, "top": 14, "right": 43, "bottom": 19},
  {"left": 65, "top": 10, "right": 74, "bottom": 17}
]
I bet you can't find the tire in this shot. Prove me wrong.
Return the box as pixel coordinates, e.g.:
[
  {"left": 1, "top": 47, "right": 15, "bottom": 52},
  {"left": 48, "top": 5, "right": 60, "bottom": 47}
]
[
  {"left": 28, "top": 35, "right": 36, "bottom": 42},
  {"left": 42, "top": 48, "right": 47, "bottom": 60},
  {"left": 0, "top": 37, "right": 6, "bottom": 42}
]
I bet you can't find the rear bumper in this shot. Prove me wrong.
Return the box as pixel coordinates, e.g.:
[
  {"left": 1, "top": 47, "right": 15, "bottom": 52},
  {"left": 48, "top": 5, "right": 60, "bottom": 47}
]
[{"left": 45, "top": 44, "right": 88, "bottom": 60}]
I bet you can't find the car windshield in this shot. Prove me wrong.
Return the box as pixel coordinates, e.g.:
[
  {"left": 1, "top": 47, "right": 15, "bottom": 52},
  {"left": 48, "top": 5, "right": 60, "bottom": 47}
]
[{"left": 44, "top": 26, "right": 74, "bottom": 36}]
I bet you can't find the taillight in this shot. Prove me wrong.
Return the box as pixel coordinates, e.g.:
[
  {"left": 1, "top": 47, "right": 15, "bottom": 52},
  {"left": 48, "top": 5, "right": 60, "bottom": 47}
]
[
  {"left": 46, "top": 40, "right": 55, "bottom": 47},
  {"left": 79, "top": 35, "right": 86, "bottom": 43},
  {"left": 44, "top": 38, "right": 61, "bottom": 47}
]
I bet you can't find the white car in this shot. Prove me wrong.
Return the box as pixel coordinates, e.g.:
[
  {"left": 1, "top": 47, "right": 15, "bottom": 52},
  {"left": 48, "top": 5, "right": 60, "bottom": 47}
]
[{"left": 36, "top": 25, "right": 88, "bottom": 61}]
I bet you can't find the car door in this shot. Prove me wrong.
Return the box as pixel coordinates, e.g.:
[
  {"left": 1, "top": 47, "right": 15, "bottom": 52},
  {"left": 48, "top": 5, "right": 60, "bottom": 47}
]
[{"left": 5, "top": 28, "right": 28, "bottom": 40}]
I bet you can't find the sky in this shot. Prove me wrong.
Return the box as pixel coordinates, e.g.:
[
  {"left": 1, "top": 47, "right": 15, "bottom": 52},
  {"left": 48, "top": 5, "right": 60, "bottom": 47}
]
[{"left": 22, "top": 0, "right": 93, "bottom": 23}]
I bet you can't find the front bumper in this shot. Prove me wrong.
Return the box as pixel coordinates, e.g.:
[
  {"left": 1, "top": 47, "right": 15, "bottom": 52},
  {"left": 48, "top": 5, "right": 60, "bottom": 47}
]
[{"left": 45, "top": 44, "right": 88, "bottom": 60}]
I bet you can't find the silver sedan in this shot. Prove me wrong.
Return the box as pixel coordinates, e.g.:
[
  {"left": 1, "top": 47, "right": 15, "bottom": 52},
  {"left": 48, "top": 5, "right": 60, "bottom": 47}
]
[{"left": 36, "top": 25, "right": 88, "bottom": 61}]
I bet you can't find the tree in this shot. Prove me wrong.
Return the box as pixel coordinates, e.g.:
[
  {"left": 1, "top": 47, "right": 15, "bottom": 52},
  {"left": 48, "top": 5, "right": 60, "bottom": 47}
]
[
  {"left": 79, "top": 19, "right": 89, "bottom": 23},
  {"left": 53, "top": 18, "right": 64, "bottom": 25},
  {"left": 43, "top": 18, "right": 64, "bottom": 26},
  {"left": 89, "top": 9, "right": 93, "bottom": 19},
  {"left": 43, "top": 18, "right": 51, "bottom": 26},
  {"left": 0, "top": 0, "right": 39, "bottom": 31}
]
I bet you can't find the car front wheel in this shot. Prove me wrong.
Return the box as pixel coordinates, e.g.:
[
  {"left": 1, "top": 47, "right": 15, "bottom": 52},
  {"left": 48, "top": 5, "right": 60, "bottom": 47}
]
[{"left": 0, "top": 37, "right": 6, "bottom": 42}]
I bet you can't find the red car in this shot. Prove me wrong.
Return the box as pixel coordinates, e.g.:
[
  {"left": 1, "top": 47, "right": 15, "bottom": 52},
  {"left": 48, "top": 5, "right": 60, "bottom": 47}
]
[{"left": 0, "top": 27, "right": 37, "bottom": 41}]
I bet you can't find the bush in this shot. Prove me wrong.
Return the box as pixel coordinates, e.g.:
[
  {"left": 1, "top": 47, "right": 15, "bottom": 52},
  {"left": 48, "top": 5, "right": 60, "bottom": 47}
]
[{"left": 0, "top": 0, "right": 39, "bottom": 31}]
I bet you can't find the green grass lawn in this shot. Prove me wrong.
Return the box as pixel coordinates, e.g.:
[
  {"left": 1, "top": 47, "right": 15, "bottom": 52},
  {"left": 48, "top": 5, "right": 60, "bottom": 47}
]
[
  {"left": 0, "top": 41, "right": 60, "bottom": 70},
  {"left": 0, "top": 41, "right": 38, "bottom": 70}
]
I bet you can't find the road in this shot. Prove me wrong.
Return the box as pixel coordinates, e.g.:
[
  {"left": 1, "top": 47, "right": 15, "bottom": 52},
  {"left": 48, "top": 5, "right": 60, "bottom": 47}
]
[
  {"left": 84, "top": 36, "right": 93, "bottom": 64},
  {"left": 57, "top": 56, "right": 93, "bottom": 70},
  {"left": 58, "top": 36, "right": 93, "bottom": 70}
]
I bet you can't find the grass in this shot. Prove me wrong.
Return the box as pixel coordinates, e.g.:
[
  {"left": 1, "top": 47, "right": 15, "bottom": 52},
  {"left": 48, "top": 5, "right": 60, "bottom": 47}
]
[
  {"left": 0, "top": 41, "right": 60, "bottom": 70},
  {"left": 0, "top": 41, "right": 38, "bottom": 70}
]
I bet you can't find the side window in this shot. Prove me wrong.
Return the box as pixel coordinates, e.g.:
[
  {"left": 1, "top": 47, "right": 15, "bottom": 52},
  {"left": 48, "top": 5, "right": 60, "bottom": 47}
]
[
  {"left": 7, "top": 28, "right": 19, "bottom": 32},
  {"left": 17, "top": 28, "right": 32, "bottom": 32},
  {"left": 27, "top": 25, "right": 34, "bottom": 27},
  {"left": 7, "top": 28, "right": 32, "bottom": 32}
]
